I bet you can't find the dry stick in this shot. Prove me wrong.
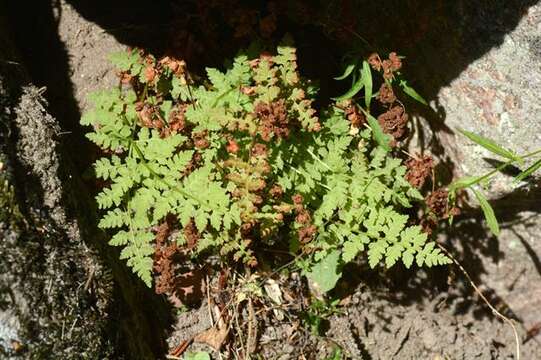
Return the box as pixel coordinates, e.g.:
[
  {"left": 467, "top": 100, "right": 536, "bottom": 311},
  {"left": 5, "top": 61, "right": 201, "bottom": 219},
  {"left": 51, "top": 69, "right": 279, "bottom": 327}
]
[
  {"left": 247, "top": 297, "right": 257, "bottom": 357},
  {"left": 168, "top": 338, "right": 192, "bottom": 359},
  {"left": 437, "top": 244, "right": 520, "bottom": 360},
  {"left": 245, "top": 267, "right": 258, "bottom": 358},
  {"left": 206, "top": 275, "right": 215, "bottom": 327},
  {"left": 233, "top": 304, "right": 246, "bottom": 359},
  {"left": 229, "top": 272, "right": 247, "bottom": 359}
]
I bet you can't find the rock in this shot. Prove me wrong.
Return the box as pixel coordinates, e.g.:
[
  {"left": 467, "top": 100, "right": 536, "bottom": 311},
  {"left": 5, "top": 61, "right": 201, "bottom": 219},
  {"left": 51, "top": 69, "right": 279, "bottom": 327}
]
[
  {"left": 422, "top": 3, "right": 541, "bottom": 339},
  {"left": 433, "top": 5, "right": 541, "bottom": 198},
  {"left": 0, "top": 3, "right": 170, "bottom": 358},
  {"left": 359, "top": 0, "right": 541, "bottom": 340},
  {"left": 0, "top": 74, "right": 117, "bottom": 359}
]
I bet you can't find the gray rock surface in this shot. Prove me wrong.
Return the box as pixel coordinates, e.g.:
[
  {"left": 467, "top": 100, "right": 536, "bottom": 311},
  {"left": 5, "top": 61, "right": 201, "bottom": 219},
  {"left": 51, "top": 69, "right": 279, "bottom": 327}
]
[
  {"left": 0, "top": 20, "right": 116, "bottom": 359},
  {"left": 425, "top": 2, "right": 541, "bottom": 341},
  {"left": 433, "top": 4, "right": 541, "bottom": 197},
  {"left": 0, "top": 2, "right": 168, "bottom": 358},
  {"left": 328, "top": 288, "right": 541, "bottom": 360},
  {"left": 56, "top": 0, "right": 125, "bottom": 115},
  {"left": 377, "top": 0, "right": 541, "bottom": 343},
  {"left": 0, "top": 83, "right": 115, "bottom": 358}
]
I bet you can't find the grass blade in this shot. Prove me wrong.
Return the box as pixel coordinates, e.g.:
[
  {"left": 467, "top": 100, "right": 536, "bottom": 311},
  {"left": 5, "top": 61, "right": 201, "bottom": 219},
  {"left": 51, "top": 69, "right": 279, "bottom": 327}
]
[
  {"left": 332, "top": 70, "right": 364, "bottom": 101},
  {"left": 459, "top": 129, "right": 521, "bottom": 162},
  {"left": 334, "top": 62, "right": 356, "bottom": 80},
  {"left": 513, "top": 158, "right": 541, "bottom": 183},
  {"left": 362, "top": 61, "right": 372, "bottom": 110},
  {"left": 399, "top": 80, "right": 428, "bottom": 105},
  {"left": 361, "top": 109, "right": 392, "bottom": 152},
  {"left": 472, "top": 189, "right": 500, "bottom": 236}
]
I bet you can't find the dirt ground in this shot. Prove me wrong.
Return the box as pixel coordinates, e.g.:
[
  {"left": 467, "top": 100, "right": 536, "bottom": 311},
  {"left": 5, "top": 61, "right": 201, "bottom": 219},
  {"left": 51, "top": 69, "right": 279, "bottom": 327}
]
[{"left": 13, "top": 0, "right": 540, "bottom": 358}]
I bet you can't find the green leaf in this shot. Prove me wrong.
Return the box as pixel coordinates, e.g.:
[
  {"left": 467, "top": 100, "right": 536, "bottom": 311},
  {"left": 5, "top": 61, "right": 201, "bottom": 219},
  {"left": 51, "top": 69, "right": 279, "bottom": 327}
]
[
  {"left": 514, "top": 158, "right": 541, "bottom": 183},
  {"left": 324, "top": 347, "right": 343, "bottom": 360},
  {"left": 364, "top": 111, "right": 392, "bottom": 152},
  {"left": 334, "top": 62, "right": 356, "bottom": 80},
  {"left": 99, "top": 208, "right": 128, "bottom": 228},
  {"left": 362, "top": 61, "right": 372, "bottom": 110},
  {"left": 415, "top": 242, "right": 451, "bottom": 267},
  {"left": 402, "top": 249, "right": 414, "bottom": 268},
  {"left": 385, "top": 243, "right": 404, "bottom": 268},
  {"left": 332, "top": 70, "right": 364, "bottom": 101},
  {"left": 160, "top": 101, "right": 173, "bottom": 123},
  {"left": 184, "top": 352, "right": 211, "bottom": 360},
  {"left": 472, "top": 189, "right": 500, "bottom": 236},
  {"left": 367, "top": 239, "right": 388, "bottom": 268},
  {"left": 342, "top": 233, "right": 369, "bottom": 262},
  {"left": 194, "top": 211, "right": 209, "bottom": 233},
  {"left": 306, "top": 250, "right": 342, "bottom": 293},
  {"left": 459, "top": 129, "right": 520, "bottom": 162},
  {"left": 109, "top": 51, "right": 141, "bottom": 72},
  {"left": 399, "top": 80, "right": 428, "bottom": 105},
  {"left": 84, "top": 44, "right": 453, "bottom": 289},
  {"left": 171, "top": 77, "right": 191, "bottom": 101}
]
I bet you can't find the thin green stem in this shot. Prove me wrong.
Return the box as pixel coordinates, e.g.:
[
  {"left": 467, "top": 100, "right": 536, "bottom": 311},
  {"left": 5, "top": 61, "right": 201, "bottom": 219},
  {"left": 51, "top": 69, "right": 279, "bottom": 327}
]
[
  {"left": 453, "top": 147, "right": 541, "bottom": 190},
  {"left": 522, "top": 148, "right": 541, "bottom": 159}
]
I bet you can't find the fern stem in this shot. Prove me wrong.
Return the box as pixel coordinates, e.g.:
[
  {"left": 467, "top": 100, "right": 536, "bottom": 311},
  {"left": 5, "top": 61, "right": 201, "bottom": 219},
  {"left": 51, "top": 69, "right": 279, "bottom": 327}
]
[
  {"left": 307, "top": 149, "right": 333, "bottom": 172},
  {"left": 288, "top": 165, "right": 332, "bottom": 191}
]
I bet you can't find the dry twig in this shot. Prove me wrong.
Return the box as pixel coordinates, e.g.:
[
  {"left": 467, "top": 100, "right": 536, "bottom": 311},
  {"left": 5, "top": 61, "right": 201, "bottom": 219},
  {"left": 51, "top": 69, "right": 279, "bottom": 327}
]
[{"left": 438, "top": 244, "right": 521, "bottom": 360}]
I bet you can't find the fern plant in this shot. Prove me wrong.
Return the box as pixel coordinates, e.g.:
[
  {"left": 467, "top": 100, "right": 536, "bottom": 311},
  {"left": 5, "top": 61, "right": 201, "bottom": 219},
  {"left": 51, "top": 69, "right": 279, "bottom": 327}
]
[{"left": 81, "top": 40, "right": 449, "bottom": 290}]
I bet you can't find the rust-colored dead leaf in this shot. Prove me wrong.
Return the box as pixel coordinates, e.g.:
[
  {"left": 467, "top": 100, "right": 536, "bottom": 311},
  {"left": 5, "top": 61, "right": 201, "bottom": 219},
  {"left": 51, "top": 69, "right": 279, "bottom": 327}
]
[
  {"left": 194, "top": 325, "right": 229, "bottom": 351},
  {"left": 339, "top": 295, "right": 352, "bottom": 307}
]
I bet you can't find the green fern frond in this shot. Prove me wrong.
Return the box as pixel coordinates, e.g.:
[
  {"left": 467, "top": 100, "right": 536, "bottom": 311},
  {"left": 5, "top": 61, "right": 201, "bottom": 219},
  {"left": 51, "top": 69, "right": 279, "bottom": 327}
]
[{"left": 82, "top": 43, "right": 449, "bottom": 289}]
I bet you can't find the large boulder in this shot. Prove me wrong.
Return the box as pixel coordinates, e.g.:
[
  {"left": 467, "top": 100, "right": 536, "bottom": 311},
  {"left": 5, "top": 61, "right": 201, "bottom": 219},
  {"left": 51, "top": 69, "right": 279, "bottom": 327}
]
[{"left": 417, "top": 2, "right": 541, "bottom": 337}]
